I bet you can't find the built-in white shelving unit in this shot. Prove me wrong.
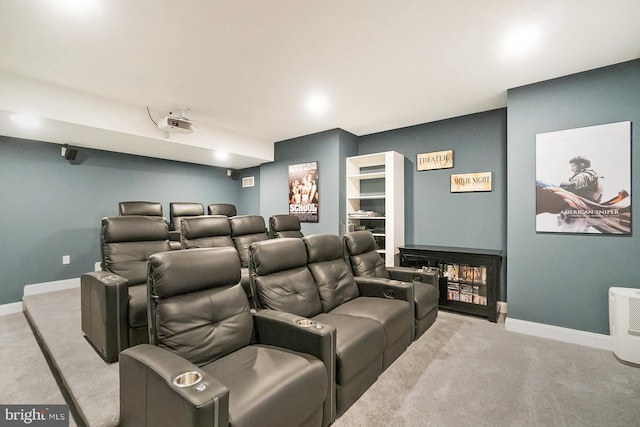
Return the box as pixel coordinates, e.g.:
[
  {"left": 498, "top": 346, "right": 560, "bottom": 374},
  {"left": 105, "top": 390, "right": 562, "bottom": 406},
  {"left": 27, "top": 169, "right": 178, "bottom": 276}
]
[{"left": 346, "top": 151, "right": 404, "bottom": 266}]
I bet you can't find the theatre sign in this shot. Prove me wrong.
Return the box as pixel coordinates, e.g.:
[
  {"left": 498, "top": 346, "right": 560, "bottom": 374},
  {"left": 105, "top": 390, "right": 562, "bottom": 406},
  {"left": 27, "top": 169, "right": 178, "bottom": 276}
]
[
  {"left": 417, "top": 150, "right": 453, "bottom": 171},
  {"left": 450, "top": 172, "right": 492, "bottom": 193}
]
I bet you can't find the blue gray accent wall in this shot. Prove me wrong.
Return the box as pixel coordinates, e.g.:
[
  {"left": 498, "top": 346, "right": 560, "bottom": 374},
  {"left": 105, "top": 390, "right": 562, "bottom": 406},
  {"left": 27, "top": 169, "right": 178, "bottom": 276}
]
[
  {"left": 358, "top": 109, "right": 507, "bottom": 250},
  {"left": 236, "top": 166, "right": 261, "bottom": 215},
  {"left": 259, "top": 128, "right": 357, "bottom": 236},
  {"left": 0, "top": 136, "right": 242, "bottom": 304},
  {"left": 507, "top": 59, "right": 640, "bottom": 335}
]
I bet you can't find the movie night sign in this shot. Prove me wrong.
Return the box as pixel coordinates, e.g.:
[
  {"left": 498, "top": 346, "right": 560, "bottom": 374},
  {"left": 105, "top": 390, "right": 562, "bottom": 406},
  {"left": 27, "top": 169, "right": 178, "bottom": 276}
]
[{"left": 450, "top": 172, "right": 492, "bottom": 193}]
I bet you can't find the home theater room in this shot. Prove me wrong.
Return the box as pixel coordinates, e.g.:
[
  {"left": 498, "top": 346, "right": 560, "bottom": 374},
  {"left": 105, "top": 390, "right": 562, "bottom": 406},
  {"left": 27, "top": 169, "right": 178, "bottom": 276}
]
[{"left": 1, "top": 1, "right": 640, "bottom": 426}]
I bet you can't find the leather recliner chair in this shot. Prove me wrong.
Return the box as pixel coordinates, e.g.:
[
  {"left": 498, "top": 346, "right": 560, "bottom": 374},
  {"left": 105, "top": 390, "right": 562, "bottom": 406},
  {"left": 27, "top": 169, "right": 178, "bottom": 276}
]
[
  {"left": 179, "top": 215, "right": 256, "bottom": 307},
  {"left": 119, "top": 247, "right": 336, "bottom": 427},
  {"left": 119, "top": 201, "right": 181, "bottom": 250},
  {"left": 180, "top": 215, "right": 234, "bottom": 249},
  {"left": 80, "top": 216, "right": 171, "bottom": 362},
  {"left": 230, "top": 214, "right": 269, "bottom": 267},
  {"left": 343, "top": 231, "right": 440, "bottom": 339},
  {"left": 269, "top": 214, "right": 304, "bottom": 238},
  {"left": 207, "top": 203, "right": 237, "bottom": 217},
  {"left": 249, "top": 235, "right": 414, "bottom": 416},
  {"left": 169, "top": 202, "right": 205, "bottom": 250}
]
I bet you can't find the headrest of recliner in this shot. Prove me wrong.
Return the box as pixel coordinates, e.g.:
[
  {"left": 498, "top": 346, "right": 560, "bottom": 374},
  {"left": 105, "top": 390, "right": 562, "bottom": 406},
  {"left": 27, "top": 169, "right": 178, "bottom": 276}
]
[
  {"left": 208, "top": 203, "right": 237, "bottom": 217},
  {"left": 344, "top": 231, "right": 377, "bottom": 256},
  {"left": 170, "top": 202, "right": 205, "bottom": 217},
  {"left": 250, "top": 238, "right": 307, "bottom": 276},
  {"left": 270, "top": 214, "right": 301, "bottom": 232},
  {"left": 304, "top": 234, "right": 343, "bottom": 263},
  {"left": 119, "top": 201, "right": 163, "bottom": 216},
  {"left": 230, "top": 215, "right": 267, "bottom": 236},
  {"left": 149, "top": 247, "right": 241, "bottom": 298},
  {"left": 181, "top": 215, "right": 231, "bottom": 239},
  {"left": 102, "top": 216, "right": 168, "bottom": 243}
]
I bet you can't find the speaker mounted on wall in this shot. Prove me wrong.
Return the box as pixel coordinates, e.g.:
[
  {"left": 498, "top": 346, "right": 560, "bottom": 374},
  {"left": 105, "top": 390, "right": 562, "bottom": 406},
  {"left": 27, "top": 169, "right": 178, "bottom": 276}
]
[
  {"left": 62, "top": 144, "right": 78, "bottom": 161},
  {"left": 227, "top": 168, "right": 240, "bottom": 181}
]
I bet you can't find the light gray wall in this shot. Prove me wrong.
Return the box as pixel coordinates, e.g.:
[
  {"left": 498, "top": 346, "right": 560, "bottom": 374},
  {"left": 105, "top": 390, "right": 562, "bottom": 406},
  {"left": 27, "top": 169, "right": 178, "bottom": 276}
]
[
  {"left": 0, "top": 136, "right": 242, "bottom": 304},
  {"left": 259, "top": 129, "right": 357, "bottom": 236},
  {"left": 507, "top": 59, "right": 640, "bottom": 334}
]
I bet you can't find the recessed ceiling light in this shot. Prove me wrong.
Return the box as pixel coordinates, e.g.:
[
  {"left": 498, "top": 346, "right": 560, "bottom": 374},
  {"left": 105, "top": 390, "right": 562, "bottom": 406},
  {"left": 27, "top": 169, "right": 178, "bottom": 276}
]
[
  {"left": 9, "top": 114, "right": 41, "bottom": 128},
  {"left": 215, "top": 151, "right": 229, "bottom": 160},
  {"left": 51, "top": 0, "right": 101, "bottom": 15},
  {"left": 306, "top": 93, "right": 329, "bottom": 115},
  {"left": 500, "top": 25, "right": 540, "bottom": 60}
]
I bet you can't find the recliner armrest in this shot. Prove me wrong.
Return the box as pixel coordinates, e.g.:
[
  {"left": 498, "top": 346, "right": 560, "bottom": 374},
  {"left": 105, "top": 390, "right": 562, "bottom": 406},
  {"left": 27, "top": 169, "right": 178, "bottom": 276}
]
[
  {"left": 252, "top": 309, "right": 337, "bottom": 425},
  {"left": 353, "top": 276, "right": 414, "bottom": 304},
  {"left": 387, "top": 267, "right": 439, "bottom": 290},
  {"left": 120, "top": 344, "right": 230, "bottom": 427},
  {"left": 80, "top": 271, "right": 130, "bottom": 362}
]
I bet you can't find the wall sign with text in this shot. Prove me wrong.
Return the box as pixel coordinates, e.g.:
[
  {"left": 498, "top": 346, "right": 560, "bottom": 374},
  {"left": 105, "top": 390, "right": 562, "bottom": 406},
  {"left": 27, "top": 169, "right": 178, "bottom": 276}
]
[
  {"left": 450, "top": 172, "right": 492, "bottom": 193},
  {"left": 417, "top": 150, "right": 453, "bottom": 171}
]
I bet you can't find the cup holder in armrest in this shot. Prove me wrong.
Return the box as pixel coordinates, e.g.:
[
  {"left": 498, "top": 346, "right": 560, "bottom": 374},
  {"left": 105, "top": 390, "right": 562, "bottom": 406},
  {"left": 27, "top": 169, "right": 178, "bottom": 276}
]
[
  {"left": 173, "top": 371, "right": 203, "bottom": 388},
  {"left": 296, "top": 319, "right": 316, "bottom": 328}
]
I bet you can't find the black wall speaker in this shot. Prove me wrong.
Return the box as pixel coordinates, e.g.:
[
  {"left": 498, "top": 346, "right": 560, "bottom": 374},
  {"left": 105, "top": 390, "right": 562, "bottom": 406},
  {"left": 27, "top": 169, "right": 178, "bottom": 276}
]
[
  {"left": 227, "top": 169, "right": 239, "bottom": 181},
  {"left": 65, "top": 148, "right": 78, "bottom": 161}
]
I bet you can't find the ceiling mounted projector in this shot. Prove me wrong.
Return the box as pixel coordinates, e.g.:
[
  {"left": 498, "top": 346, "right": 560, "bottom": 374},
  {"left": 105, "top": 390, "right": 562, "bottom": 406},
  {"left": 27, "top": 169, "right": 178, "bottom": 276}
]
[{"left": 158, "top": 115, "right": 196, "bottom": 134}]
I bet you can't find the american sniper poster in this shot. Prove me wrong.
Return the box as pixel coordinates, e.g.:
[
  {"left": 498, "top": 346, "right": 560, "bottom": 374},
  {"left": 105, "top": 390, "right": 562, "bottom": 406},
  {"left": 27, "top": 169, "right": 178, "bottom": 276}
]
[
  {"left": 289, "top": 161, "right": 318, "bottom": 222},
  {"left": 535, "top": 121, "right": 631, "bottom": 234}
]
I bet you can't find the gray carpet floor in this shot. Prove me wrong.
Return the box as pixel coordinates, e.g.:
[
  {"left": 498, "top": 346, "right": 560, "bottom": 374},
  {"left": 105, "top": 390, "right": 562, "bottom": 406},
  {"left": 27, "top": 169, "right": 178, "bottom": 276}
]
[
  {"left": 8, "top": 287, "right": 640, "bottom": 427},
  {"left": 0, "top": 311, "right": 77, "bottom": 427}
]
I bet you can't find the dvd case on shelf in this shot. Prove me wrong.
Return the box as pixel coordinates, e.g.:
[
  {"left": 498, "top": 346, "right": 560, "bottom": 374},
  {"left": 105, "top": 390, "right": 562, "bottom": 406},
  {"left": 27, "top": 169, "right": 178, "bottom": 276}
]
[
  {"left": 460, "top": 284, "right": 474, "bottom": 303},
  {"left": 447, "top": 282, "right": 460, "bottom": 301}
]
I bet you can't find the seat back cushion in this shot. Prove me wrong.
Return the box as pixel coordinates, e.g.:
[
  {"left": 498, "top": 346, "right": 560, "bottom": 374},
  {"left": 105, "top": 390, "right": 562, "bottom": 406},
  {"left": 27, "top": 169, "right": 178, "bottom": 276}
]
[
  {"left": 148, "top": 247, "right": 252, "bottom": 366},
  {"left": 169, "top": 202, "right": 205, "bottom": 230},
  {"left": 250, "top": 239, "right": 322, "bottom": 318},
  {"left": 230, "top": 215, "right": 268, "bottom": 267},
  {"left": 102, "top": 216, "right": 170, "bottom": 285},
  {"left": 118, "top": 201, "right": 163, "bottom": 216},
  {"left": 343, "top": 231, "right": 390, "bottom": 278},
  {"left": 304, "top": 234, "right": 360, "bottom": 312},
  {"left": 180, "top": 215, "right": 234, "bottom": 249}
]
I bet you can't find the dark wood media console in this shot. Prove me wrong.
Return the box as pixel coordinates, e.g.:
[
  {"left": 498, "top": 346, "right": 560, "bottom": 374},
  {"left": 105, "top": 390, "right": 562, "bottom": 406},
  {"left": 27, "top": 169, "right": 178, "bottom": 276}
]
[{"left": 399, "top": 245, "right": 502, "bottom": 322}]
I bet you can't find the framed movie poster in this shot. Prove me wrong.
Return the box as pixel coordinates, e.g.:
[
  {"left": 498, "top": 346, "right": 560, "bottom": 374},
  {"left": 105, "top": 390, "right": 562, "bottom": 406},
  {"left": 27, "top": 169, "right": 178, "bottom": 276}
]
[
  {"left": 289, "top": 161, "right": 319, "bottom": 223},
  {"left": 535, "top": 121, "right": 631, "bottom": 234}
]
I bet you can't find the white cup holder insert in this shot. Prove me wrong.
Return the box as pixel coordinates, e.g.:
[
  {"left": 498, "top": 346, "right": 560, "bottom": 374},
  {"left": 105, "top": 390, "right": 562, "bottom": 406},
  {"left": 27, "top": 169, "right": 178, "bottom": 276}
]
[
  {"left": 296, "top": 319, "right": 316, "bottom": 328},
  {"left": 173, "top": 371, "right": 202, "bottom": 388}
]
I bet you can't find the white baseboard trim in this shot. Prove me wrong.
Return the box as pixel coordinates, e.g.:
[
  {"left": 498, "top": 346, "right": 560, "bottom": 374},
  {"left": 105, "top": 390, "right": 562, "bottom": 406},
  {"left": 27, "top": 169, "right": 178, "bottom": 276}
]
[
  {"left": 23, "top": 277, "right": 80, "bottom": 296},
  {"left": 0, "top": 302, "right": 23, "bottom": 316},
  {"left": 505, "top": 317, "right": 612, "bottom": 351},
  {"left": 0, "top": 278, "right": 81, "bottom": 317}
]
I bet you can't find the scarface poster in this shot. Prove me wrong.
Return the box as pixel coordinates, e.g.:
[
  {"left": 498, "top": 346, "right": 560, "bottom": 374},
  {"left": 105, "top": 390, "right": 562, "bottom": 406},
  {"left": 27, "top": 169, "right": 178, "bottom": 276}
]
[
  {"left": 535, "top": 121, "right": 631, "bottom": 234},
  {"left": 289, "top": 161, "right": 318, "bottom": 223}
]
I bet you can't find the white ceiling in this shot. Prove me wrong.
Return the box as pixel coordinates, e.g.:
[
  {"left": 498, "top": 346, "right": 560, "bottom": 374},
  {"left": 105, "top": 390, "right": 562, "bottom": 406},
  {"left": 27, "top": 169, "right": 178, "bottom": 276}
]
[{"left": 1, "top": 0, "right": 639, "bottom": 168}]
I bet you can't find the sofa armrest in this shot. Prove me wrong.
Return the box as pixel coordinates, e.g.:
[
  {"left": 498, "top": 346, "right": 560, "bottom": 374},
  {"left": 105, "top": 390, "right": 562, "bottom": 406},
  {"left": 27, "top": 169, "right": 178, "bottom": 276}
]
[
  {"left": 252, "top": 309, "right": 337, "bottom": 425},
  {"left": 120, "top": 344, "right": 230, "bottom": 427},
  {"left": 80, "top": 271, "right": 130, "bottom": 362},
  {"left": 354, "top": 276, "right": 414, "bottom": 304},
  {"left": 387, "top": 267, "right": 439, "bottom": 290}
]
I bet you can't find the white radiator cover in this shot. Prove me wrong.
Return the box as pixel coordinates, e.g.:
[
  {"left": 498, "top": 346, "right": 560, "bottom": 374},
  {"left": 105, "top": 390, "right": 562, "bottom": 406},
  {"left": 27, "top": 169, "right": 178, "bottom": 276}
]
[{"left": 609, "top": 287, "right": 640, "bottom": 366}]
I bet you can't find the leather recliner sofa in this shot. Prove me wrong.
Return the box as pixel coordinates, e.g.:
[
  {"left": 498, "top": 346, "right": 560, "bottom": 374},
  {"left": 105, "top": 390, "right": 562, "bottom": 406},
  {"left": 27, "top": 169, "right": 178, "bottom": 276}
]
[
  {"left": 80, "top": 216, "right": 171, "bottom": 362},
  {"left": 249, "top": 235, "right": 414, "bottom": 416},
  {"left": 343, "top": 230, "right": 440, "bottom": 339},
  {"left": 119, "top": 247, "right": 336, "bottom": 427}
]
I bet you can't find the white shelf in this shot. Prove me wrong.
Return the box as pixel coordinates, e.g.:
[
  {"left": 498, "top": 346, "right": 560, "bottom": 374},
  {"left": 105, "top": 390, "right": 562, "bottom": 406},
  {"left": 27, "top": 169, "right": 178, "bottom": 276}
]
[{"left": 346, "top": 151, "right": 404, "bottom": 267}]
